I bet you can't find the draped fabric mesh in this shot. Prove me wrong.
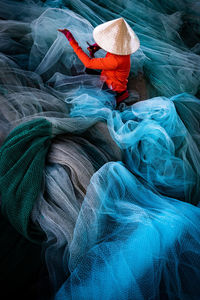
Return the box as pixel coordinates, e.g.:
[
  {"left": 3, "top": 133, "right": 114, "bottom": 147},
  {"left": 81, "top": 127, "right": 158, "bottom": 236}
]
[
  {"left": 0, "top": 0, "right": 200, "bottom": 299},
  {"left": 0, "top": 118, "right": 52, "bottom": 242}
]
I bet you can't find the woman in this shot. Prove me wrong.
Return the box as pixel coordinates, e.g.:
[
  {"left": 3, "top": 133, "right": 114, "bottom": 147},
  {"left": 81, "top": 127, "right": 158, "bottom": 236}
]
[{"left": 58, "top": 17, "right": 140, "bottom": 105}]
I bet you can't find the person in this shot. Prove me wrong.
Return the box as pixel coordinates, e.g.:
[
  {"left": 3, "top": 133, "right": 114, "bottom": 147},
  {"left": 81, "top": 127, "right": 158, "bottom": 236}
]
[{"left": 58, "top": 17, "right": 140, "bottom": 106}]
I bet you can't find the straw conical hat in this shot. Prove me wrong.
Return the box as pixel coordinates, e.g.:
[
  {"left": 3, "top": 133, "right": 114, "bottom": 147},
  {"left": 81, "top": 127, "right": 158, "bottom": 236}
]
[{"left": 93, "top": 18, "right": 140, "bottom": 55}]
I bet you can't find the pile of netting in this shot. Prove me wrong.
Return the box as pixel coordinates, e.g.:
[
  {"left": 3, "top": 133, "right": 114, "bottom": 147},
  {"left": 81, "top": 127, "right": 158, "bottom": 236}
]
[{"left": 0, "top": 0, "right": 200, "bottom": 299}]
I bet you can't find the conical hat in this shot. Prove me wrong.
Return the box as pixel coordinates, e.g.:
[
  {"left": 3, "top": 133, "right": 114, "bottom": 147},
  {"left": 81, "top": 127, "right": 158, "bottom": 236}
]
[{"left": 93, "top": 18, "right": 140, "bottom": 55}]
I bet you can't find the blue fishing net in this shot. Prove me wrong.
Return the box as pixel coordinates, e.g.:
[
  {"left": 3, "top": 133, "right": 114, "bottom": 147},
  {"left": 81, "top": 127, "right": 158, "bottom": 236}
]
[{"left": 0, "top": 0, "right": 200, "bottom": 299}]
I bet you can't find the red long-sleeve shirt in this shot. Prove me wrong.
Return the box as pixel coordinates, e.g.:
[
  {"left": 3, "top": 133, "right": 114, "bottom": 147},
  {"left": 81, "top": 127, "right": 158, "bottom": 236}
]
[{"left": 70, "top": 39, "right": 131, "bottom": 92}]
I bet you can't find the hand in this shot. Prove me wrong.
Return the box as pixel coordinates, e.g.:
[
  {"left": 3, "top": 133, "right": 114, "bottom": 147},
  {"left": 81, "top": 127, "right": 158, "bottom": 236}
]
[
  {"left": 58, "top": 29, "right": 74, "bottom": 42},
  {"left": 87, "top": 42, "right": 101, "bottom": 58}
]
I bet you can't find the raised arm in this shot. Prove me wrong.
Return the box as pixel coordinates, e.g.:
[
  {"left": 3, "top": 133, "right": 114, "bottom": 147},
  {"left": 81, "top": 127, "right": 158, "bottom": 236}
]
[{"left": 58, "top": 29, "right": 118, "bottom": 70}]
